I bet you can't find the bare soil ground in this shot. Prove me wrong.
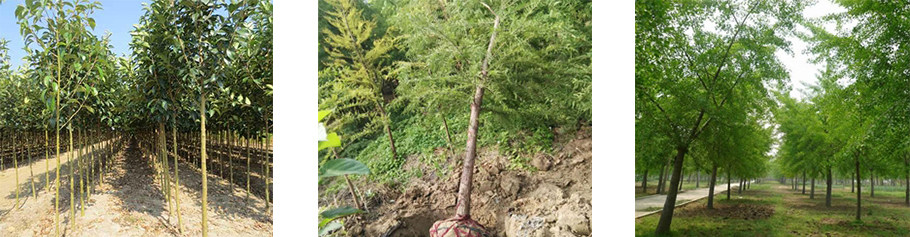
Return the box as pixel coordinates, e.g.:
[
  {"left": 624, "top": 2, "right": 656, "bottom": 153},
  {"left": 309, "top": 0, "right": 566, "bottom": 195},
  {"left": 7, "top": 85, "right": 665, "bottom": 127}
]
[
  {"left": 0, "top": 139, "right": 272, "bottom": 236},
  {"left": 340, "top": 129, "right": 593, "bottom": 237}
]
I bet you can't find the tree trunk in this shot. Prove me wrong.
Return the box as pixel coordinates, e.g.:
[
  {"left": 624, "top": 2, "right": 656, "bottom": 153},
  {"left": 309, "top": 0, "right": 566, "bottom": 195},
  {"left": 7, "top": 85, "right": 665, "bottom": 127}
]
[
  {"left": 802, "top": 170, "right": 807, "bottom": 194},
  {"left": 810, "top": 177, "right": 815, "bottom": 199},
  {"left": 200, "top": 93, "right": 209, "bottom": 237},
  {"left": 173, "top": 120, "right": 183, "bottom": 233},
  {"left": 871, "top": 170, "right": 875, "bottom": 197},
  {"left": 905, "top": 158, "right": 909, "bottom": 206},
  {"left": 378, "top": 104, "right": 398, "bottom": 161},
  {"left": 738, "top": 178, "right": 743, "bottom": 194},
  {"left": 679, "top": 169, "right": 684, "bottom": 192},
  {"left": 642, "top": 169, "right": 648, "bottom": 194},
  {"left": 852, "top": 173, "right": 855, "bottom": 193},
  {"left": 655, "top": 147, "right": 687, "bottom": 234},
  {"left": 826, "top": 166, "right": 832, "bottom": 207},
  {"left": 727, "top": 169, "right": 731, "bottom": 200},
  {"left": 454, "top": 7, "right": 499, "bottom": 218},
  {"left": 696, "top": 172, "right": 700, "bottom": 188},
  {"left": 707, "top": 164, "right": 718, "bottom": 209},
  {"left": 856, "top": 157, "right": 861, "bottom": 221},
  {"left": 657, "top": 163, "right": 665, "bottom": 195}
]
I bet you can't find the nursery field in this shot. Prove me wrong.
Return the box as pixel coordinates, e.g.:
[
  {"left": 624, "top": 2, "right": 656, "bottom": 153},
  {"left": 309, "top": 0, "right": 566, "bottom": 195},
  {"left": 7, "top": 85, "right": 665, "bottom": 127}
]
[
  {"left": 636, "top": 183, "right": 910, "bottom": 236},
  {"left": 0, "top": 0, "right": 273, "bottom": 236}
]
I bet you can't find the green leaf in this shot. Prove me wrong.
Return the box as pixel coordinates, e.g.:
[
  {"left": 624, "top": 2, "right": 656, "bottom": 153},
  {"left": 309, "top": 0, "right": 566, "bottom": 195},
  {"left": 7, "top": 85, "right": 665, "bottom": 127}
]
[
  {"left": 318, "top": 110, "right": 332, "bottom": 122},
  {"left": 318, "top": 132, "right": 340, "bottom": 150},
  {"left": 319, "top": 158, "right": 370, "bottom": 178},
  {"left": 318, "top": 221, "right": 342, "bottom": 236},
  {"left": 320, "top": 206, "right": 363, "bottom": 219}
]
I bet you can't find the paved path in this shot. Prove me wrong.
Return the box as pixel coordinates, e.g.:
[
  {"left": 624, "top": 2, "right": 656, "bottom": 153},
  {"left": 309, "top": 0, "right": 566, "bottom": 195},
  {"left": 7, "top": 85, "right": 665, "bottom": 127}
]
[{"left": 635, "top": 181, "right": 753, "bottom": 218}]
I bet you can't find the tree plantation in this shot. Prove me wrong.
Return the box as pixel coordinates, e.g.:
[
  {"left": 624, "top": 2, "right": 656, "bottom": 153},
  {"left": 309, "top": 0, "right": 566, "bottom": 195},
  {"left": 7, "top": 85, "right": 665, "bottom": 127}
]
[
  {"left": 317, "top": 0, "right": 591, "bottom": 236},
  {"left": 0, "top": 0, "right": 272, "bottom": 236},
  {"left": 636, "top": 0, "right": 910, "bottom": 236}
]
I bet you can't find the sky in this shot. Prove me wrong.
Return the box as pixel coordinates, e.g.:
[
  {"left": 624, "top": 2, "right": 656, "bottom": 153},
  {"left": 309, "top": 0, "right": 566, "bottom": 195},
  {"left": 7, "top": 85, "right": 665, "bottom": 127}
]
[
  {"left": 776, "top": 0, "right": 848, "bottom": 101},
  {"left": 0, "top": 0, "right": 148, "bottom": 69}
]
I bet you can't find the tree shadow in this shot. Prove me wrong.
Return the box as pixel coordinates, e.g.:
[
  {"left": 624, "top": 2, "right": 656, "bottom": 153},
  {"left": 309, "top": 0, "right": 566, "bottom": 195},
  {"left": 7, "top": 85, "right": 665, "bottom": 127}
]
[{"left": 171, "top": 149, "right": 273, "bottom": 223}]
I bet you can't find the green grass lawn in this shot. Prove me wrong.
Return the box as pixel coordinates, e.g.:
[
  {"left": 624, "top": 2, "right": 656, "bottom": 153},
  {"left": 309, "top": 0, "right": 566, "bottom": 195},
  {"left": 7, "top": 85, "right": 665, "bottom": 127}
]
[{"left": 635, "top": 183, "right": 910, "bottom": 236}]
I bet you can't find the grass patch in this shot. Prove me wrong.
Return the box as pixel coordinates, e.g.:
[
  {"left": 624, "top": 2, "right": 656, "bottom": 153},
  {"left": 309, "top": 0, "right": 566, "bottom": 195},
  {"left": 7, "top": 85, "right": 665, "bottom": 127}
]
[{"left": 635, "top": 183, "right": 910, "bottom": 236}]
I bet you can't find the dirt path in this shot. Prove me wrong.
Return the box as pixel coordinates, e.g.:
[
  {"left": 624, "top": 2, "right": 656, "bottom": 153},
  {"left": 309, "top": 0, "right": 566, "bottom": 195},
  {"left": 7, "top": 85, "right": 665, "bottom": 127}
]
[
  {"left": 634, "top": 180, "right": 753, "bottom": 218},
  {"left": 0, "top": 138, "right": 272, "bottom": 236}
]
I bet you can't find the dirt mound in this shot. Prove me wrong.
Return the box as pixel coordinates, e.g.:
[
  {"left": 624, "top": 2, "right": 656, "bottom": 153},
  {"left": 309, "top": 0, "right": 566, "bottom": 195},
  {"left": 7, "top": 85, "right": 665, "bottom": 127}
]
[
  {"left": 677, "top": 204, "right": 774, "bottom": 220},
  {"left": 349, "top": 132, "right": 592, "bottom": 237}
]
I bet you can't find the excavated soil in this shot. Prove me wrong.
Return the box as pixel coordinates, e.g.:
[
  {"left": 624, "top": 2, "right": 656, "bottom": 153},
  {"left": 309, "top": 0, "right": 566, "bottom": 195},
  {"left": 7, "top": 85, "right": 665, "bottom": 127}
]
[
  {"left": 340, "top": 128, "right": 593, "bottom": 237},
  {"left": 0, "top": 139, "right": 272, "bottom": 236}
]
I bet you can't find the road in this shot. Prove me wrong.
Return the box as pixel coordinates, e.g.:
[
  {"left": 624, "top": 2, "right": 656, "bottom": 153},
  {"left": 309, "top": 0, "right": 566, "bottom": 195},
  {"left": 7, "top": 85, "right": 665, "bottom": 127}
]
[{"left": 635, "top": 181, "right": 752, "bottom": 218}]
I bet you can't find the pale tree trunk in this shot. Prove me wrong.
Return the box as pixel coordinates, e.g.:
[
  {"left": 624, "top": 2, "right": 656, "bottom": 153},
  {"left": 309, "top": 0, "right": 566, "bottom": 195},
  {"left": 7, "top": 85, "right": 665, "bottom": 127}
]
[{"left": 454, "top": 3, "right": 499, "bottom": 219}]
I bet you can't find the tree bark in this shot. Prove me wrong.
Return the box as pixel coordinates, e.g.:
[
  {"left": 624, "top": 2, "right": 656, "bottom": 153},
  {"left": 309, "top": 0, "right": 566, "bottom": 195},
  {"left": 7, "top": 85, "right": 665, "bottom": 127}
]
[
  {"left": 826, "top": 166, "right": 832, "bottom": 207},
  {"left": 642, "top": 169, "right": 648, "bottom": 194},
  {"left": 377, "top": 104, "right": 398, "bottom": 161},
  {"left": 655, "top": 147, "right": 687, "bottom": 234},
  {"left": 707, "top": 164, "right": 718, "bottom": 209},
  {"left": 454, "top": 5, "right": 499, "bottom": 219},
  {"left": 802, "top": 170, "right": 807, "bottom": 194},
  {"left": 727, "top": 168, "right": 731, "bottom": 200},
  {"left": 657, "top": 163, "right": 666, "bottom": 195},
  {"left": 852, "top": 172, "right": 855, "bottom": 193},
  {"left": 200, "top": 93, "right": 209, "bottom": 237},
  {"left": 856, "top": 157, "right": 861, "bottom": 221},
  {"left": 810, "top": 177, "right": 815, "bottom": 199},
  {"left": 871, "top": 169, "right": 875, "bottom": 197},
  {"left": 696, "top": 171, "right": 700, "bottom": 188}
]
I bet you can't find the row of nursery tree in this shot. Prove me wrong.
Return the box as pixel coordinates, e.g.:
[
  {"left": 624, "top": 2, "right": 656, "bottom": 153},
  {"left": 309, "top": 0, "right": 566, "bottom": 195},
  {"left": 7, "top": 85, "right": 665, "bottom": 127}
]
[
  {"left": 772, "top": 0, "right": 910, "bottom": 223},
  {"left": 0, "top": 0, "right": 272, "bottom": 236},
  {"left": 316, "top": 0, "right": 591, "bottom": 235},
  {"left": 637, "top": 0, "right": 910, "bottom": 234}
]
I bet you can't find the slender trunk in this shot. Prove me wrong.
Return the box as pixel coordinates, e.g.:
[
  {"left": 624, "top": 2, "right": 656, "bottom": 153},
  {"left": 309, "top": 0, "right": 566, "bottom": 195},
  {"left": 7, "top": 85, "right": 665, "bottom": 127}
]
[
  {"left": 810, "top": 177, "right": 815, "bottom": 199},
  {"left": 45, "top": 129, "right": 49, "bottom": 191},
  {"left": 69, "top": 128, "right": 76, "bottom": 228},
  {"left": 27, "top": 133, "right": 35, "bottom": 199},
  {"left": 655, "top": 147, "right": 687, "bottom": 234},
  {"left": 852, "top": 173, "right": 855, "bottom": 193},
  {"left": 641, "top": 169, "right": 648, "bottom": 194},
  {"left": 826, "top": 166, "right": 832, "bottom": 207},
  {"left": 378, "top": 104, "right": 398, "bottom": 161},
  {"left": 871, "top": 170, "right": 875, "bottom": 197},
  {"left": 657, "top": 163, "right": 666, "bottom": 195},
  {"left": 727, "top": 168, "right": 731, "bottom": 200},
  {"left": 332, "top": 148, "right": 362, "bottom": 210},
  {"left": 905, "top": 158, "right": 909, "bottom": 206},
  {"left": 13, "top": 132, "right": 19, "bottom": 208},
  {"left": 696, "top": 172, "right": 700, "bottom": 188},
  {"left": 159, "top": 122, "right": 173, "bottom": 219},
  {"left": 201, "top": 93, "right": 209, "bottom": 237},
  {"left": 679, "top": 169, "right": 684, "bottom": 192},
  {"left": 856, "top": 157, "right": 861, "bottom": 221},
  {"left": 802, "top": 170, "right": 806, "bottom": 194},
  {"left": 707, "top": 164, "right": 717, "bottom": 209},
  {"left": 246, "top": 135, "right": 251, "bottom": 202},
  {"left": 173, "top": 121, "right": 183, "bottom": 233}
]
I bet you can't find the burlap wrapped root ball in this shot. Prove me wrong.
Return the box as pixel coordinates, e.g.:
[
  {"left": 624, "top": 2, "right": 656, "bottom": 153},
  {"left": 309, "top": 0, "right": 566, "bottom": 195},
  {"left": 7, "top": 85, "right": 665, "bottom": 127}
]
[{"left": 430, "top": 217, "right": 492, "bottom": 237}]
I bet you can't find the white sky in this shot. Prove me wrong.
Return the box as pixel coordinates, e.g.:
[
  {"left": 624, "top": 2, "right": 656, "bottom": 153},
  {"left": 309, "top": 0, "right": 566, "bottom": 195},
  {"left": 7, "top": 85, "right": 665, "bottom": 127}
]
[
  {"left": 767, "top": 0, "right": 848, "bottom": 156},
  {"left": 776, "top": 0, "right": 848, "bottom": 101}
]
